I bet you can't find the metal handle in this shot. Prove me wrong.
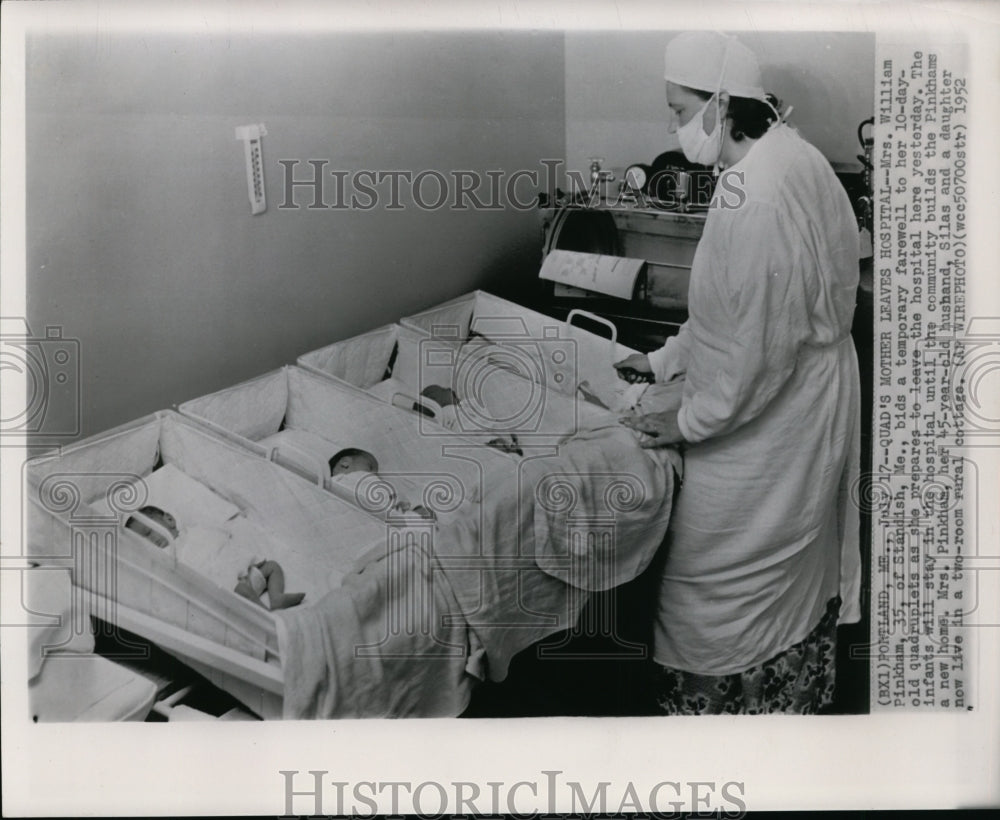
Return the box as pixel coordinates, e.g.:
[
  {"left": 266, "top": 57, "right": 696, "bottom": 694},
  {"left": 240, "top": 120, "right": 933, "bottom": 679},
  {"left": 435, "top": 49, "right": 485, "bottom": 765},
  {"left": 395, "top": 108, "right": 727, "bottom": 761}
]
[
  {"left": 390, "top": 392, "right": 418, "bottom": 410},
  {"left": 411, "top": 395, "right": 443, "bottom": 418},
  {"left": 565, "top": 308, "right": 618, "bottom": 349},
  {"left": 393, "top": 392, "right": 447, "bottom": 423}
]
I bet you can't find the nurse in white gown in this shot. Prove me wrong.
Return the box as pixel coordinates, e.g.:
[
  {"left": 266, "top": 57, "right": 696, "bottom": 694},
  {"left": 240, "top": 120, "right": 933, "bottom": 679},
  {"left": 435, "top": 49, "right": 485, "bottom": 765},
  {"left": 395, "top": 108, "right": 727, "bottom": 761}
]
[{"left": 618, "top": 32, "right": 862, "bottom": 714}]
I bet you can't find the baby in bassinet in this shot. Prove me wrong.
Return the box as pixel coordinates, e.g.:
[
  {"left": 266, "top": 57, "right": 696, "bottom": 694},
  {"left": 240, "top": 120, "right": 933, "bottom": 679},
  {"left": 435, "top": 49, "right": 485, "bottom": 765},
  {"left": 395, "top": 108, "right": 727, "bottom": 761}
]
[
  {"left": 329, "top": 447, "right": 380, "bottom": 477},
  {"left": 415, "top": 385, "right": 523, "bottom": 456},
  {"left": 124, "top": 505, "right": 305, "bottom": 611},
  {"left": 232, "top": 559, "right": 305, "bottom": 610},
  {"left": 123, "top": 505, "right": 179, "bottom": 549},
  {"left": 328, "top": 448, "right": 437, "bottom": 521}
]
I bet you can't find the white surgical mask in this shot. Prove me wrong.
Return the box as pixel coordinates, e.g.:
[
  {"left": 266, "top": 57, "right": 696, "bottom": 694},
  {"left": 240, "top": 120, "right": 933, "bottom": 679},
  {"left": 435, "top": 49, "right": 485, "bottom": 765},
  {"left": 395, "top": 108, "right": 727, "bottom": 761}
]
[
  {"left": 677, "top": 95, "right": 724, "bottom": 166},
  {"left": 674, "top": 35, "right": 731, "bottom": 169}
]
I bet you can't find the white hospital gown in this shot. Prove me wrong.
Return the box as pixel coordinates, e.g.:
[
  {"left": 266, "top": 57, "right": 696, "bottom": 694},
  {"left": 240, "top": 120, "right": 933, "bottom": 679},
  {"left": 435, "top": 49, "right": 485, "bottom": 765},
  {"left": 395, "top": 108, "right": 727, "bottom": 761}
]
[{"left": 647, "top": 123, "right": 862, "bottom": 675}]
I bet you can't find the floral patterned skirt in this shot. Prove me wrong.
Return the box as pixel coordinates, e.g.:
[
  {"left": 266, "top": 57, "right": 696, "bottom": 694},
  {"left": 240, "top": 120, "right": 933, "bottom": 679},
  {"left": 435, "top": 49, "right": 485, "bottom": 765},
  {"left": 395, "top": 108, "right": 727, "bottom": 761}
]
[{"left": 654, "top": 596, "right": 841, "bottom": 715}]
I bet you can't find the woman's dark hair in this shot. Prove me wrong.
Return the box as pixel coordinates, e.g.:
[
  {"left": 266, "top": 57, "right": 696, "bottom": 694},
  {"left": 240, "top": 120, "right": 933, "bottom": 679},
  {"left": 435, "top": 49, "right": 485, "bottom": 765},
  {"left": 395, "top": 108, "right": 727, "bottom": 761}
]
[{"left": 689, "top": 89, "right": 781, "bottom": 141}]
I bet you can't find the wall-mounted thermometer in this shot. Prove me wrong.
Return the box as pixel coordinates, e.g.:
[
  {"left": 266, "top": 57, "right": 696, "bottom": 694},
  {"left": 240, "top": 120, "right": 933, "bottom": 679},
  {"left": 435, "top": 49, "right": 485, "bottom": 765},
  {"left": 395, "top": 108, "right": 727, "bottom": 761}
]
[{"left": 235, "top": 123, "right": 267, "bottom": 215}]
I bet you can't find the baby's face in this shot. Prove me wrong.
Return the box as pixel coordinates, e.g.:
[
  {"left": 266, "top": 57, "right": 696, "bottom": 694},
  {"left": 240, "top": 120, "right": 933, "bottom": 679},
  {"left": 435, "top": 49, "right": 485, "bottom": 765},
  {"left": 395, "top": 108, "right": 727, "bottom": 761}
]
[
  {"left": 127, "top": 509, "right": 179, "bottom": 549},
  {"left": 331, "top": 453, "right": 377, "bottom": 476}
]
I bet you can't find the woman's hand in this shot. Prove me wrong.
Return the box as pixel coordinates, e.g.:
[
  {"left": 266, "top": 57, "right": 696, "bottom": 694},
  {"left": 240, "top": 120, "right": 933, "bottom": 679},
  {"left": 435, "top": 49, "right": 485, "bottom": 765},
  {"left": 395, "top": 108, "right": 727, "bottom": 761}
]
[
  {"left": 613, "top": 353, "right": 654, "bottom": 384},
  {"left": 620, "top": 408, "right": 685, "bottom": 447}
]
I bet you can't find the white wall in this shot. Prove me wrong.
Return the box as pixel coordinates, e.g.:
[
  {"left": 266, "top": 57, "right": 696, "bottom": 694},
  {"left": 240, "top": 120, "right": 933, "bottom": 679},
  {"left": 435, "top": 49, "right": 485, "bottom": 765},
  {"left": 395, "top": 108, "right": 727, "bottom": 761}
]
[
  {"left": 27, "top": 29, "right": 875, "bottom": 442},
  {"left": 27, "top": 32, "right": 565, "bottom": 439},
  {"left": 565, "top": 31, "right": 876, "bottom": 187}
]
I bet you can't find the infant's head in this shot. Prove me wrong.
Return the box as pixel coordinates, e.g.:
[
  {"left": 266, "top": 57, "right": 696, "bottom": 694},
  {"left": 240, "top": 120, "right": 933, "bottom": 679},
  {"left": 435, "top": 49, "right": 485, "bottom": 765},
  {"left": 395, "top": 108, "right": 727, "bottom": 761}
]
[
  {"left": 124, "top": 505, "right": 179, "bottom": 549},
  {"left": 420, "top": 385, "right": 460, "bottom": 408},
  {"left": 329, "top": 448, "right": 379, "bottom": 477}
]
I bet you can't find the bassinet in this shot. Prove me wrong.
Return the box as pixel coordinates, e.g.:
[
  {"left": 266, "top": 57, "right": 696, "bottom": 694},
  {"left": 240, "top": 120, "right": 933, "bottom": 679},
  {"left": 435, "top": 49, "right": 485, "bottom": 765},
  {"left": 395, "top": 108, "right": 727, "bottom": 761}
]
[
  {"left": 177, "top": 365, "right": 676, "bottom": 688},
  {"left": 180, "top": 364, "right": 525, "bottom": 529},
  {"left": 400, "top": 290, "right": 645, "bottom": 402},
  {"left": 24, "top": 411, "right": 477, "bottom": 718},
  {"left": 297, "top": 323, "right": 617, "bottom": 444}
]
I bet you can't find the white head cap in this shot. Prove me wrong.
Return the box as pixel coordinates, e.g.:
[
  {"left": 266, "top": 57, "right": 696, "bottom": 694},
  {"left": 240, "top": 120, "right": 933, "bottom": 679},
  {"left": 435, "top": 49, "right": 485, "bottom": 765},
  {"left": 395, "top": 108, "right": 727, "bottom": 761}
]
[{"left": 664, "top": 31, "right": 767, "bottom": 101}]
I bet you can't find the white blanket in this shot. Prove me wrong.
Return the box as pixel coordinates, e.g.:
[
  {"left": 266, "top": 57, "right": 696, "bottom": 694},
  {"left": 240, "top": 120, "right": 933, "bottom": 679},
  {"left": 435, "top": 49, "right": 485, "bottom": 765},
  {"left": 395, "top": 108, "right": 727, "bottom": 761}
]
[
  {"left": 172, "top": 519, "right": 274, "bottom": 593},
  {"left": 135, "top": 463, "right": 240, "bottom": 529},
  {"left": 419, "top": 420, "right": 680, "bottom": 680},
  {"left": 259, "top": 428, "right": 345, "bottom": 484},
  {"left": 128, "top": 463, "right": 366, "bottom": 603},
  {"left": 523, "top": 423, "right": 680, "bottom": 592},
  {"left": 276, "top": 540, "right": 483, "bottom": 718},
  {"left": 365, "top": 377, "right": 415, "bottom": 406},
  {"left": 378, "top": 337, "right": 612, "bottom": 441}
]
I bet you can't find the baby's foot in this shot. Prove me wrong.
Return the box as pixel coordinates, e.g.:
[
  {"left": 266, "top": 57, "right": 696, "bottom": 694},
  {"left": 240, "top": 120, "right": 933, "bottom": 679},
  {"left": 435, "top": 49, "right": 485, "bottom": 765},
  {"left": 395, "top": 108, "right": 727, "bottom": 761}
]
[
  {"left": 269, "top": 591, "right": 305, "bottom": 610},
  {"left": 234, "top": 579, "right": 266, "bottom": 607}
]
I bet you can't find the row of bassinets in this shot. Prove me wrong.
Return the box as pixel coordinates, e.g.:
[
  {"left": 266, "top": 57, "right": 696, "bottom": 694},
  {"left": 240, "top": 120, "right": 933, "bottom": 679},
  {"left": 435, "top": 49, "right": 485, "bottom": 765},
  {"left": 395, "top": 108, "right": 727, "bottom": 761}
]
[{"left": 25, "top": 290, "right": 644, "bottom": 720}]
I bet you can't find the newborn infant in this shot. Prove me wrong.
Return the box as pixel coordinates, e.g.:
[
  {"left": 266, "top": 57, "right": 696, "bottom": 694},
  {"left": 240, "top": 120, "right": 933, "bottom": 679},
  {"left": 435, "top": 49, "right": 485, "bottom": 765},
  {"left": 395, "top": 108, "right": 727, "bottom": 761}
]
[
  {"left": 124, "top": 505, "right": 304, "bottom": 610},
  {"left": 329, "top": 447, "right": 380, "bottom": 477},
  {"left": 328, "top": 448, "right": 437, "bottom": 521},
  {"left": 232, "top": 560, "right": 305, "bottom": 610}
]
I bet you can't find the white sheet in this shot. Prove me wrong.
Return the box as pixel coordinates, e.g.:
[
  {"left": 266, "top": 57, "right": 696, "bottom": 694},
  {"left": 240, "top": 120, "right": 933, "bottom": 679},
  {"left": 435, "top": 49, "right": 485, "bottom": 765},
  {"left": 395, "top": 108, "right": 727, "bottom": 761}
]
[
  {"left": 131, "top": 462, "right": 240, "bottom": 529},
  {"left": 400, "top": 291, "right": 641, "bottom": 402},
  {"left": 172, "top": 519, "right": 276, "bottom": 595},
  {"left": 26, "top": 570, "right": 96, "bottom": 681},
  {"left": 524, "top": 424, "right": 678, "bottom": 592},
  {"left": 384, "top": 336, "right": 614, "bottom": 440},
  {"left": 259, "top": 428, "right": 346, "bottom": 484},
  {"left": 365, "top": 377, "right": 415, "bottom": 406},
  {"left": 276, "top": 541, "right": 481, "bottom": 718}
]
